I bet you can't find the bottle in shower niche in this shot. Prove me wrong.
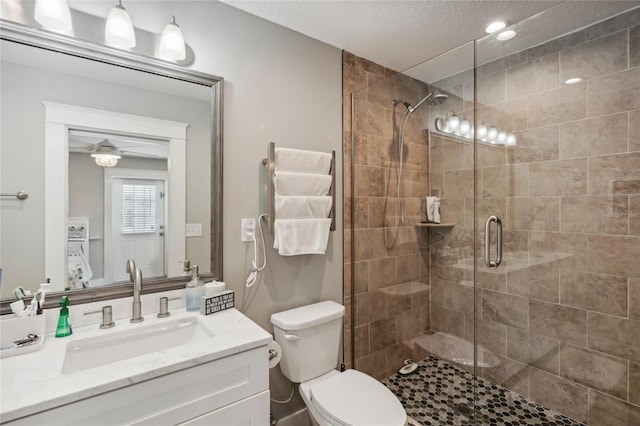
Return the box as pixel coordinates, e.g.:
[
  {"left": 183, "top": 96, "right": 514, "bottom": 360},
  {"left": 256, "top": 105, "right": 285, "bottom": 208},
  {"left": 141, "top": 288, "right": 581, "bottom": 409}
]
[
  {"left": 426, "top": 196, "right": 441, "bottom": 224},
  {"left": 185, "top": 264, "right": 202, "bottom": 311}
]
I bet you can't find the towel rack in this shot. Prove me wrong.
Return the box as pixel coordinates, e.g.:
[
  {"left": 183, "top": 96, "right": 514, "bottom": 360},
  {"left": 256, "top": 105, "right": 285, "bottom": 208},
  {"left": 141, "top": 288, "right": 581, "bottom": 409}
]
[
  {"left": 0, "top": 191, "right": 28, "bottom": 200},
  {"left": 261, "top": 142, "right": 336, "bottom": 234}
]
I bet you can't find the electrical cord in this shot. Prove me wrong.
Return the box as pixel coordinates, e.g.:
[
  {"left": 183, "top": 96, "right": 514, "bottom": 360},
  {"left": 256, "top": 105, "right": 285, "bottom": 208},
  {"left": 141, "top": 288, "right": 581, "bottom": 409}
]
[
  {"left": 245, "top": 213, "right": 268, "bottom": 288},
  {"left": 271, "top": 383, "right": 296, "bottom": 404}
]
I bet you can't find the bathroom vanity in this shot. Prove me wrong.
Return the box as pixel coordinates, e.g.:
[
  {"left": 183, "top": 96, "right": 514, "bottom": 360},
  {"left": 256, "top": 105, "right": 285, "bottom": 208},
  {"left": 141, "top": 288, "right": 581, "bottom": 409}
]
[{"left": 0, "top": 308, "right": 271, "bottom": 425}]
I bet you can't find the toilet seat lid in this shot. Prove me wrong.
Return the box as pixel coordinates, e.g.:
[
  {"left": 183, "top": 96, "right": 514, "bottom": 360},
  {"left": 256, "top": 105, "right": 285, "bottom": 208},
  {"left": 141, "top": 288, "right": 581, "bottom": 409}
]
[{"left": 310, "top": 370, "right": 406, "bottom": 426}]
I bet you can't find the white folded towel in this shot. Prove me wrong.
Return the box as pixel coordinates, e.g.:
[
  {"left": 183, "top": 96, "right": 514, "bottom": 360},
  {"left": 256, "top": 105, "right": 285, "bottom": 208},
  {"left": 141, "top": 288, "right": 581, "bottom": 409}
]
[
  {"left": 275, "top": 147, "right": 332, "bottom": 174},
  {"left": 275, "top": 195, "right": 332, "bottom": 219},
  {"left": 275, "top": 171, "right": 332, "bottom": 196},
  {"left": 274, "top": 218, "right": 332, "bottom": 256}
]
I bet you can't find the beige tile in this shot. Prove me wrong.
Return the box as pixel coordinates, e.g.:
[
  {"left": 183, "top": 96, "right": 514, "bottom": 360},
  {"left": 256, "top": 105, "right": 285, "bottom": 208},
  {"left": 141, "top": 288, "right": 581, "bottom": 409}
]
[
  {"left": 431, "top": 278, "right": 474, "bottom": 315},
  {"left": 560, "top": 31, "right": 628, "bottom": 81},
  {"left": 353, "top": 228, "right": 386, "bottom": 261},
  {"left": 396, "top": 254, "right": 420, "bottom": 283},
  {"left": 561, "top": 195, "right": 628, "bottom": 235},
  {"left": 507, "top": 53, "right": 559, "bottom": 99},
  {"left": 631, "top": 110, "right": 640, "bottom": 152},
  {"left": 631, "top": 362, "right": 640, "bottom": 406},
  {"left": 366, "top": 73, "right": 396, "bottom": 108},
  {"left": 481, "top": 356, "right": 530, "bottom": 397},
  {"left": 560, "top": 343, "right": 628, "bottom": 399},
  {"left": 352, "top": 197, "right": 368, "bottom": 229},
  {"left": 527, "top": 81, "right": 586, "bottom": 127},
  {"left": 466, "top": 318, "right": 507, "bottom": 358},
  {"left": 529, "top": 31, "right": 586, "bottom": 61},
  {"left": 443, "top": 169, "right": 474, "bottom": 199},
  {"left": 529, "top": 368, "right": 588, "bottom": 423},
  {"left": 370, "top": 318, "right": 397, "bottom": 352},
  {"left": 585, "top": 8, "right": 639, "bottom": 41},
  {"left": 355, "top": 56, "right": 385, "bottom": 77},
  {"left": 430, "top": 305, "right": 465, "bottom": 338},
  {"left": 481, "top": 289, "right": 529, "bottom": 329},
  {"left": 476, "top": 69, "right": 506, "bottom": 106},
  {"left": 508, "top": 125, "right": 559, "bottom": 164},
  {"left": 366, "top": 134, "right": 393, "bottom": 167},
  {"left": 429, "top": 143, "right": 465, "bottom": 174},
  {"left": 354, "top": 165, "right": 385, "bottom": 197},
  {"left": 364, "top": 257, "right": 397, "bottom": 290},
  {"left": 588, "top": 235, "right": 640, "bottom": 278},
  {"left": 354, "top": 324, "right": 370, "bottom": 357},
  {"left": 588, "top": 389, "right": 640, "bottom": 426},
  {"left": 587, "top": 68, "right": 640, "bottom": 117},
  {"left": 560, "top": 270, "right": 627, "bottom": 317},
  {"left": 479, "top": 97, "right": 528, "bottom": 132},
  {"left": 439, "top": 198, "right": 464, "bottom": 226},
  {"left": 475, "top": 268, "right": 507, "bottom": 292},
  {"left": 355, "top": 290, "right": 387, "bottom": 326},
  {"left": 507, "top": 328, "right": 560, "bottom": 374},
  {"left": 507, "top": 263, "right": 559, "bottom": 303},
  {"left": 631, "top": 278, "right": 640, "bottom": 321},
  {"left": 481, "top": 164, "right": 528, "bottom": 198},
  {"left": 506, "top": 197, "right": 560, "bottom": 232},
  {"left": 560, "top": 113, "right": 628, "bottom": 159},
  {"left": 477, "top": 143, "right": 507, "bottom": 168},
  {"left": 588, "top": 312, "right": 640, "bottom": 363},
  {"left": 529, "top": 300, "right": 586, "bottom": 346},
  {"left": 588, "top": 152, "right": 640, "bottom": 195},
  {"left": 477, "top": 51, "right": 528, "bottom": 76},
  {"left": 354, "top": 100, "right": 393, "bottom": 138},
  {"left": 396, "top": 309, "right": 420, "bottom": 342},
  {"left": 632, "top": 25, "right": 640, "bottom": 68},
  {"left": 353, "top": 261, "right": 368, "bottom": 295},
  {"left": 529, "top": 158, "right": 587, "bottom": 196},
  {"left": 354, "top": 349, "right": 388, "bottom": 380},
  {"left": 529, "top": 231, "right": 588, "bottom": 270}
]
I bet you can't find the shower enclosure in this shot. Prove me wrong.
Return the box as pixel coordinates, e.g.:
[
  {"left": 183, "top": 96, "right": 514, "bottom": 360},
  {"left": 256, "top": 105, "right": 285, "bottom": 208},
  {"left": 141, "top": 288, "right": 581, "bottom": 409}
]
[{"left": 346, "top": 3, "right": 640, "bottom": 424}]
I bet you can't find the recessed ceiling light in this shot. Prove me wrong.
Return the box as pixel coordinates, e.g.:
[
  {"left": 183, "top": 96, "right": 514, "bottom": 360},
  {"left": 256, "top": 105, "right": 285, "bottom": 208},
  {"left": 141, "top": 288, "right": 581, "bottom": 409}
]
[
  {"left": 564, "top": 77, "right": 582, "bottom": 85},
  {"left": 485, "top": 21, "right": 507, "bottom": 34},
  {"left": 496, "top": 30, "right": 516, "bottom": 41}
]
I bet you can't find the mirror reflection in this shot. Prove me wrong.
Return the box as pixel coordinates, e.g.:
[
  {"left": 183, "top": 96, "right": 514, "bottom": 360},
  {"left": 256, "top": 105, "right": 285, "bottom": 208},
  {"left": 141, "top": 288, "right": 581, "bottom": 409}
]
[{"left": 0, "top": 39, "right": 214, "bottom": 298}]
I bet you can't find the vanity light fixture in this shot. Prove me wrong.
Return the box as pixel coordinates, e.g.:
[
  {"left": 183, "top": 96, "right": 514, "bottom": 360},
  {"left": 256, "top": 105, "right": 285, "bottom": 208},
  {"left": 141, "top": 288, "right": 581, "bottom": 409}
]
[
  {"left": 91, "top": 140, "right": 122, "bottom": 168},
  {"left": 496, "top": 29, "right": 517, "bottom": 41},
  {"left": 435, "top": 117, "right": 516, "bottom": 146},
  {"left": 564, "top": 77, "right": 582, "bottom": 85},
  {"left": 105, "top": 0, "right": 136, "bottom": 49},
  {"left": 34, "top": 0, "right": 72, "bottom": 32},
  {"left": 159, "top": 16, "right": 186, "bottom": 61},
  {"left": 485, "top": 21, "right": 507, "bottom": 34}
]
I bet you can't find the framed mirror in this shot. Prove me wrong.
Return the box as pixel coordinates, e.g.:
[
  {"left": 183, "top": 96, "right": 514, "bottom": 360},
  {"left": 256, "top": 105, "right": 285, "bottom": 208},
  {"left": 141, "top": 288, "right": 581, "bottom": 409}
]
[{"left": 0, "top": 20, "right": 223, "bottom": 312}]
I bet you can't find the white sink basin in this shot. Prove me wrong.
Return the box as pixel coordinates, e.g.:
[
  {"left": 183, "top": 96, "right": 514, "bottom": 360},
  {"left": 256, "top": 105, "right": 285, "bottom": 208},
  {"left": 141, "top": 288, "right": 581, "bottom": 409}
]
[{"left": 62, "top": 316, "right": 213, "bottom": 374}]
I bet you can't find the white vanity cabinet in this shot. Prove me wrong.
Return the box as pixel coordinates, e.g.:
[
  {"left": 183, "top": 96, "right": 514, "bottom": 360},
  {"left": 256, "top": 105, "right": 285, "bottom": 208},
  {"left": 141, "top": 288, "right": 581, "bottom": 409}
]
[{"left": 5, "top": 346, "right": 269, "bottom": 426}]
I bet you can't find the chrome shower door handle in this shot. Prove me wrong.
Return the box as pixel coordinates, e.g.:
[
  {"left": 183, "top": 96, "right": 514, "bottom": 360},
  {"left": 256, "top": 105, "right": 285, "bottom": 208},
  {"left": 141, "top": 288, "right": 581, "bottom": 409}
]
[{"left": 484, "top": 215, "right": 503, "bottom": 268}]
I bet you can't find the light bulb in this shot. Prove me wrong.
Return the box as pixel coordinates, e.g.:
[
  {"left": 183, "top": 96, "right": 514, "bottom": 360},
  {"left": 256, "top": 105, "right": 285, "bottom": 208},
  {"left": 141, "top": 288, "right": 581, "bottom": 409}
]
[
  {"left": 34, "top": 0, "right": 72, "bottom": 31},
  {"left": 459, "top": 119, "right": 471, "bottom": 136},
  {"left": 160, "top": 16, "right": 186, "bottom": 61},
  {"left": 496, "top": 30, "right": 516, "bottom": 41},
  {"left": 497, "top": 131, "right": 507, "bottom": 145},
  {"left": 564, "top": 77, "right": 582, "bottom": 85},
  {"left": 92, "top": 154, "right": 120, "bottom": 168},
  {"left": 506, "top": 133, "right": 517, "bottom": 146},
  {"left": 446, "top": 115, "right": 460, "bottom": 132},
  {"left": 487, "top": 127, "right": 498, "bottom": 142},
  {"left": 105, "top": 0, "right": 136, "bottom": 49},
  {"left": 477, "top": 124, "right": 488, "bottom": 140}
]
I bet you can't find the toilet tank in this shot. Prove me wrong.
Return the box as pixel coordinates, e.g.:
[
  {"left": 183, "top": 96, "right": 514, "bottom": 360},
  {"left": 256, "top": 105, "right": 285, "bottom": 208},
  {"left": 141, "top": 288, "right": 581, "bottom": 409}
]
[{"left": 271, "top": 301, "right": 345, "bottom": 383}]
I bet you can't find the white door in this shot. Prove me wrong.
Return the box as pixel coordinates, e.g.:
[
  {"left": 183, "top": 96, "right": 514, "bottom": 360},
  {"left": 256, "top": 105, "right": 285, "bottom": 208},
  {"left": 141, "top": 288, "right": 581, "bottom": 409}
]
[{"left": 110, "top": 178, "right": 165, "bottom": 282}]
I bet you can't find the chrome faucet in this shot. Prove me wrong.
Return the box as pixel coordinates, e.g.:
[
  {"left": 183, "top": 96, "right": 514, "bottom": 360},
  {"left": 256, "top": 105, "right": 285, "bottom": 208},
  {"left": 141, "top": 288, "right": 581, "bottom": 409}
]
[
  {"left": 126, "top": 259, "right": 136, "bottom": 283},
  {"left": 131, "top": 268, "right": 144, "bottom": 323}
]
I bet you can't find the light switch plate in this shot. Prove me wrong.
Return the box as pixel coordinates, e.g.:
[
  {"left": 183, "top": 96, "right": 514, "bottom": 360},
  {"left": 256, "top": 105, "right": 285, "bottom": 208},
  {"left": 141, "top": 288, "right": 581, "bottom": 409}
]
[
  {"left": 241, "top": 218, "right": 256, "bottom": 242},
  {"left": 185, "top": 223, "right": 202, "bottom": 237}
]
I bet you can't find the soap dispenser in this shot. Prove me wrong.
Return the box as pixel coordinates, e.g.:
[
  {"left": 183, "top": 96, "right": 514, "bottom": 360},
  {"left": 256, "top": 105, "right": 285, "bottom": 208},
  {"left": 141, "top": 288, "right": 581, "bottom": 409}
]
[
  {"left": 185, "top": 264, "right": 202, "bottom": 311},
  {"left": 55, "top": 296, "right": 72, "bottom": 338}
]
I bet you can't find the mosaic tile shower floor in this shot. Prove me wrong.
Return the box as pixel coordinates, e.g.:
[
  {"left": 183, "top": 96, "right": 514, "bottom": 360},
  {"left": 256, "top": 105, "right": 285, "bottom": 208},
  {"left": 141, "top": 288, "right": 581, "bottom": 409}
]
[{"left": 382, "top": 355, "right": 585, "bottom": 426}]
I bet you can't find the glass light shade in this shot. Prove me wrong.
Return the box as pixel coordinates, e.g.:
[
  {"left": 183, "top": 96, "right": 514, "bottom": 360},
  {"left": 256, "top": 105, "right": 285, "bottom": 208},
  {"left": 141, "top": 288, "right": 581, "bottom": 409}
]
[
  {"left": 506, "top": 133, "right": 517, "bottom": 146},
  {"left": 34, "top": 0, "right": 72, "bottom": 31},
  {"left": 160, "top": 17, "right": 186, "bottom": 61},
  {"left": 497, "top": 131, "right": 507, "bottom": 145},
  {"left": 485, "top": 21, "right": 507, "bottom": 34},
  {"left": 446, "top": 115, "right": 460, "bottom": 132},
  {"left": 477, "top": 124, "right": 488, "bottom": 139},
  {"left": 459, "top": 119, "right": 471, "bottom": 136},
  {"left": 487, "top": 127, "right": 498, "bottom": 142},
  {"left": 105, "top": 2, "right": 136, "bottom": 49},
  {"left": 92, "top": 154, "right": 120, "bottom": 168}
]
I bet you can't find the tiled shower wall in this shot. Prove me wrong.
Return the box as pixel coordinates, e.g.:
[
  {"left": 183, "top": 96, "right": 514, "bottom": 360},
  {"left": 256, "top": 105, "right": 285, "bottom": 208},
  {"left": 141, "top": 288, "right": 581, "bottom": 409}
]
[
  {"left": 343, "top": 51, "right": 432, "bottom": 379},
  {"left": 429, "top": 9, "right": 640, "bottom": 424}
]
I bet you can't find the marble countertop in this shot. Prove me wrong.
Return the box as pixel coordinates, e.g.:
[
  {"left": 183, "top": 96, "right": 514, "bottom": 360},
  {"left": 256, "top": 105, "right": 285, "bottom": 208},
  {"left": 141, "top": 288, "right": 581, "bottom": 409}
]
[{"left": 0, "top": 307, "right": 272, "bottom": 423}]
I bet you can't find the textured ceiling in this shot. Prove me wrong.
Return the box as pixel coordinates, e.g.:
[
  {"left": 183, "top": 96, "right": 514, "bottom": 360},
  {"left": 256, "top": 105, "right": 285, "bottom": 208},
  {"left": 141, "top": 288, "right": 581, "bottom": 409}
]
[{"left": 220, "top": 0, "right": 639, "bottom": 72}]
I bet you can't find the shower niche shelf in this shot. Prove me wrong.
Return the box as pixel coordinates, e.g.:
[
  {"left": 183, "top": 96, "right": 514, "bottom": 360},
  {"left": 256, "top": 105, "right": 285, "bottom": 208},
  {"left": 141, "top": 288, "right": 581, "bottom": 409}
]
[{"left": 415, "top": 223, "right": 455, "bottom": 228}]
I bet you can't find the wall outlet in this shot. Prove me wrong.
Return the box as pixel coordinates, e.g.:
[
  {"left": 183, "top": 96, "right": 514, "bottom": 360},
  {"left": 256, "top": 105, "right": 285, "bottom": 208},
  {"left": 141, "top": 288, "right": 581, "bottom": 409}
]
[
  {"left": 241, "top": 218, "right": 256, "bottom": 242},
  {"left": 185, "top": 223, "right": 202, "bottom": 237}
]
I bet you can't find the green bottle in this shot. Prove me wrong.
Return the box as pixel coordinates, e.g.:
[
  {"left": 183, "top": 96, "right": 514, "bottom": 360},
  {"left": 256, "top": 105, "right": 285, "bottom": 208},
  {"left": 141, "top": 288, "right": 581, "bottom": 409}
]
[{"left": 55, "top": 296, "right": 72, "bottom": 338}]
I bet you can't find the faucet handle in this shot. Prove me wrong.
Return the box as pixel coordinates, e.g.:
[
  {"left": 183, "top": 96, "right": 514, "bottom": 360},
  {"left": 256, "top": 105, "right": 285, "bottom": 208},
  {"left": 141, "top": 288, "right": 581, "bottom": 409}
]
[
  {"left": 157, "top": 297, "right": 181, "bottom": 318},
  {"left": 179, "top": 260, "right": 191, "bottom": 273},
  {"left": 84, "top": 305, "right": 115, "bottom": 329}
]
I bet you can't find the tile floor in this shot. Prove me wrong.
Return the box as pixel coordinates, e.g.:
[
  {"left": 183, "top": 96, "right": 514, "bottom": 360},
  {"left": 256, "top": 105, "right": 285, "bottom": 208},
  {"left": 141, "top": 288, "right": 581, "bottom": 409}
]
[{"left": 382, "top": 355, "right": 585, "bottom": 425}]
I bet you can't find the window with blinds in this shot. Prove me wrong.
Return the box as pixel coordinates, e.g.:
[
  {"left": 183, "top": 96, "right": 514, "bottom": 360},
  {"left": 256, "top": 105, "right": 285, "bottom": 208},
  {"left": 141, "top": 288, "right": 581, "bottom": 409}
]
[{"left": 121, "top": 184, "right": 157, "bottom": 234}]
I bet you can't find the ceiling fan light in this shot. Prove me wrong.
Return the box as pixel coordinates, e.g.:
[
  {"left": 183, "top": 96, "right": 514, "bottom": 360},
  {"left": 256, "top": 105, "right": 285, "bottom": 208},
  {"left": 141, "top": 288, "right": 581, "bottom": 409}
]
[
  {"left": 91, "top": 140, "right": 122, "bottom": 168},
  {"left": 160, "top": 16, "right": 186, "bottom": 61},
  {"left": 105, "top": 0, "right": 136, "bottom": 49},
  {"left": 34, "top": 0, "right": 72, "bottom": 32}
]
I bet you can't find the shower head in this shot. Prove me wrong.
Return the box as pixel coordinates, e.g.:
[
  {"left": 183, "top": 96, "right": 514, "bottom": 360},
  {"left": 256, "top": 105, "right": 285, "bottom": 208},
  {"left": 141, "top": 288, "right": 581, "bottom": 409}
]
[{"left": 392, "top": 91, "right": 448, "bottom": 114}]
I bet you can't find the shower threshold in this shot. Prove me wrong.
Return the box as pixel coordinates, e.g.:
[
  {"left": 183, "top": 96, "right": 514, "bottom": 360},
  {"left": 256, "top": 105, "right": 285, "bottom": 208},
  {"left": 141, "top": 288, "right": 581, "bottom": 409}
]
[{"left": 382, "top": 355, "right": 585, "bottom": 426}]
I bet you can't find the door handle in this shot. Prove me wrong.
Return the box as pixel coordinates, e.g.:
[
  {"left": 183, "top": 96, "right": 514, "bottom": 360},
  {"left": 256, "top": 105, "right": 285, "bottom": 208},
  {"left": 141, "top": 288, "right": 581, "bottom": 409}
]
[{"left": 484, "top": 215, "right": 503, "bottom": 268}]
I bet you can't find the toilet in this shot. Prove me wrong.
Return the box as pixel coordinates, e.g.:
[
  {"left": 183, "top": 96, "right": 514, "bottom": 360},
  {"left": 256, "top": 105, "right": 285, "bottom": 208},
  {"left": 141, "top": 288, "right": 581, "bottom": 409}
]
[{"left": 271, "top": 301, "right": 407, "bottom": 426}]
